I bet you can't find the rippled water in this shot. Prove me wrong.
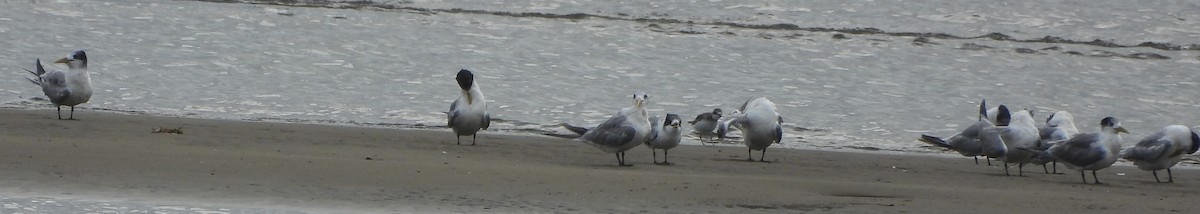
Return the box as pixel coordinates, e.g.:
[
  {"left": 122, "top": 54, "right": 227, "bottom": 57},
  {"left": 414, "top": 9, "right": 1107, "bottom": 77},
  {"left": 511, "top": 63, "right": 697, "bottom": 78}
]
[{"left": 2, "top": 0, "right": 1200, "bottom": 156}]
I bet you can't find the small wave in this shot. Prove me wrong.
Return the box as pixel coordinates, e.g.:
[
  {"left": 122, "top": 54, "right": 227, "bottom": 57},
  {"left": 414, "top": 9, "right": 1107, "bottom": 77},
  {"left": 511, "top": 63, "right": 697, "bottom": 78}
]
[{"left": 198, "top": 0, "right": 1199, "bottom": 53}]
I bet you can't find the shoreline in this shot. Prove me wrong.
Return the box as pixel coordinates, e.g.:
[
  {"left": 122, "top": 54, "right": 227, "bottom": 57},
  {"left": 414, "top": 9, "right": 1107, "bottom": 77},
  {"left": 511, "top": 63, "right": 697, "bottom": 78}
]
[{"left": 2, "top": 109, "right": 1199, "bottom": 213}]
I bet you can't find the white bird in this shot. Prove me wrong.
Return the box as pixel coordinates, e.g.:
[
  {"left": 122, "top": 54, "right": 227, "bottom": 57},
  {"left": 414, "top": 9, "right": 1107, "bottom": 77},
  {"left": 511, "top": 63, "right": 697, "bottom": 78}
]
[
  {"left": 919, "top": 100, "right": 1006, "bottom": 165},
  {"left": 991, "top": 109, "right": 1040, "bottom": 176},
  {"left": 1044, "top": 117, "right": 1128, "bottom": 184},
  {"left": 1120, "top": 125, "right": 1200, "bottom": 183},
  {"left": 1032, "top": 111, "right": 1080, "bottom": 174},
  {"left": 447, "top": 69, "right": 490, "bottom": 145},
  {"left": 717, "top": 97, "right": 783, "bottom": 162},
  {"left": 24, "top": 50, "right": 92, "bottom": 120},
  {"left": 571, "top": 92, "right": 652, "bottom": 166},
  {"left": 646, "top": 114, "right": 682, "bottom": 165}
]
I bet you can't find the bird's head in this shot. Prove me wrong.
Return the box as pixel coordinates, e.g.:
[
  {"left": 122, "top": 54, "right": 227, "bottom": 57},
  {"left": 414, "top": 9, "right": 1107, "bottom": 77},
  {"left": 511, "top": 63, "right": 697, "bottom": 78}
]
[
  {"left": 1099, "top": 117, "right": 1129, "bottom": 134},
  {"left": 665, "top": 114, "right": 681, "bottom": 128},
  {"left": 456, "top": 69, "right": 475, "bottom": 103},
  {"left": 54, "top": 50, "right": 87, "bottom": 69},
  {"left": 632, "top": 91, "right": 648, "bottom": 108}
]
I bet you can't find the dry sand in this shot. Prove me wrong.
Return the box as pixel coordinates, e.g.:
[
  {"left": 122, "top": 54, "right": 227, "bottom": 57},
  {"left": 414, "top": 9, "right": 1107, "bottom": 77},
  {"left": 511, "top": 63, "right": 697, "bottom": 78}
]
[{"left": 1, "top": 109, "right": 1198, "bottom": 213}]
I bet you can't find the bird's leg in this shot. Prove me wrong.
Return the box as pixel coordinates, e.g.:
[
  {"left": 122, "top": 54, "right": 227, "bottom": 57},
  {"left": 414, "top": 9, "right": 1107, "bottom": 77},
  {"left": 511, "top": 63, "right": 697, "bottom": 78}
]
[
  {"left": 987, "top": 158, "right": 992, "bottom": 166},
  {"left": 1052, "top": 161, "right": 1059, "bottom": 174},
  {"left": 1153, "top": 170, "right": 1161, "bottom": 183},
  {"left": 1004, "top": 162, "right": 1011, "bottom": 176},
  {"left": 1168, "top": 168, "right": 1174, "bottom": 183},
  {"left": 471, "top": 134, "right": 477, "bottom": 146},
  {"left": 1018, "top": 163, "right": 1024, "bottom": 176},
  {"left": 1042, "top": 164, "right": 1049, "bottom": 174},
  {"left": 746, "top": 148, "right": 754, "bottom": 161},
  {"left": 759, "top": 148, "right": 768, "bottom": 162},
  {"left": 69, "top": 106, "right": 75, "bottom": 120},
  {"left": 1080, "top": 171, "right": 1087, "bottom": 184},
  {"left": 662, "top": 149, "right": 672, "bottom": 165},
  {"left": 456, "top": 136, "right": 461, "bottom": 145},
  {"left": 974, "top": 156, "right": 979, "bottom": 165},
  {"left": 651, "top": 149, "right": 658, "bottom": 164},
  {"left": 614, "top": 151, "right": 633, "bottom": 165},
  {"left": 56, "top": 106, "right": 62, "bottom": 120},
  {"left": 1092, "top": 170, "right": 1102, "bottom": 184}
]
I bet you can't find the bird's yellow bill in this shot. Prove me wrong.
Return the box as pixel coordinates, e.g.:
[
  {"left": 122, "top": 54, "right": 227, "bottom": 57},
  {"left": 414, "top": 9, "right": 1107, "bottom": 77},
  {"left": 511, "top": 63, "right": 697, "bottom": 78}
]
[{"left": 53, "top": 58, "right": 69, "bottom": 64}]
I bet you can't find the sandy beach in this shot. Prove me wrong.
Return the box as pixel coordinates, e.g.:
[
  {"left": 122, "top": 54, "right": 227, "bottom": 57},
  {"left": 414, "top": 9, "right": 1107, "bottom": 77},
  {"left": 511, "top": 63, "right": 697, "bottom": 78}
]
[{"left": 0, "top": 109, "right": 1196, "bottom": 213}]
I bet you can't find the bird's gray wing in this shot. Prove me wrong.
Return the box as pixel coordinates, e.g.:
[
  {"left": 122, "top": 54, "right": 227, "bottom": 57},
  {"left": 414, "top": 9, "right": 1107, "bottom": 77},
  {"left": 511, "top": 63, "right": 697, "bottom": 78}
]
[
  {"left": 646, "top": 115, "right": 661, "bottom": 143},
  {"left": 581, "top": 114, "right": 636, "bottom": 147},
  {"left": 1039, "top": 126, "right": 1057, "bottom": 140},
  {"left": 481, "top": 113, "right": 490, "bottom": 130},
  {"left": 1121, "top": 139, "right": 1172, "bottom": 161},
  {"left": 773, "top": 124, "right": 783, "bottom": 144},
  {"left": 447, "top": 99, "right": 462, "bottom": 127},
  {"left": 1037, "top": 126, "right": 1070, "bottom": 150},
  {"left": 39, "top": 70, "right": 70, "bottom": 104},
  {"left": 1051, "top": 133, "right": 1105, "bottom": 167},
  {"left": 688, "top": 113, "right": 708, "bottom": 125},
  {"left": 960, "top": 120, "right": 992, "bottom": 138},
  {"left": 1134, "top": 132, "right": 1166, "bottom": 147},
  {"left": 978, "top": 127, "right": 1006, "bottom": 158},
  {"left": 1190, "top": 131, "right": 1200, "bottom": 154}
]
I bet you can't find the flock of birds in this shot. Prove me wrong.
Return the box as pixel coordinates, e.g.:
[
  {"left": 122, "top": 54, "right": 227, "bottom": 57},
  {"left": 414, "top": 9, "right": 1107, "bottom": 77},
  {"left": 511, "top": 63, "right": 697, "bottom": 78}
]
[
  {"left": 20, "top": 50, "right": 785, "bottom": 167},
  {"left": 920, "top": 100, "right": 1200, "bottom": 184},
  {"left": 19, "top": 50, "right": 1196, "bottom": 181},
  {"left": 452, "top": 68, "right": 784, "bottom": 166}
]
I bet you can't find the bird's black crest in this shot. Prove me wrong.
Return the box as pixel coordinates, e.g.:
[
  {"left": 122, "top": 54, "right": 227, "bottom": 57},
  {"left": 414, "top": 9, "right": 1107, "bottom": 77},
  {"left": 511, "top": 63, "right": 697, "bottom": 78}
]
[
  {"left": 664, "top": 114, "right": 681, "bottom": 126},
  {"left": 1099, "top": 117, "right": 1117, "bottom": 127},
  {"left": 1045, "top": 111, "right": 1057, "bottom": 123},
  {"left": 71, "top": 50, "right": 87, "bottom": 62},
  {"left": 456, "top": 69, "right": 474, "bottom": 91},
  {"left": 995, "top": 105, "right": 1011, "bottom": 126},
  {"left": 712, "top": 108, "right": 723, "bottom": 115},
  {"left": 1189, "top": 131, "right": 1200, "bottom": 154}
]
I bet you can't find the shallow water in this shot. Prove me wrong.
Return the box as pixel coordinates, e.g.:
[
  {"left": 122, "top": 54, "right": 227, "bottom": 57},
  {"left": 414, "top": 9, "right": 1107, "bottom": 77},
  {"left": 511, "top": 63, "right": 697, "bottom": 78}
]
[{"left": 2, "top": 0, "right": 1199, "bottom": 159}]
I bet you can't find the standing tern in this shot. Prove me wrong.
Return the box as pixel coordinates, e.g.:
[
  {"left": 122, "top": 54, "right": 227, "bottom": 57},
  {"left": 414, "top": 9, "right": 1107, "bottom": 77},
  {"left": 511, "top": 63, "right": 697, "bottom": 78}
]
[
  {"left": 646, "top": 114, "right": 682, "bottom": 165},
  {"left": 987, "top": 109, "right": 1039, "bottom": 176},
  {"left": 1032, "top": 111, "right": 1079, "bottom": 174},
  {"left": 689, "top": 108, "right": 722, "bottom": 145},
  {"left": 569, "top": 92, "right": 652, "bottom": 166},
  {"left": 1120, "top": 125, "right": 1200, "bottom": 183},
  {"left": 920, "top": 100, "right": 1007, "bottom": 165},
  {"left": 447, "top": 69, "right": 490, "bottom": 145},
  {"left": 24, "top": 50, "right": 92, "bottom": 120},
  {"left": 1042, "top": 117, "right": 1127, "bottom": 184},
  {"left": 717, "top": 97, "right": 783, "bottom": 162}
]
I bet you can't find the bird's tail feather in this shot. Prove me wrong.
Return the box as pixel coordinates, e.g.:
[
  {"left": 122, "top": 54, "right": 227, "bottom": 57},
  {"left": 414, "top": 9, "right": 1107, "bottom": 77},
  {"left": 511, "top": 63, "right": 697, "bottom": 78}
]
[
  {"left": 918, "top": 134, "right": 952, "bottom": 149},
  {"left": 23, "top": 58, "right": 46, "bottom": 86},
  {"left": 25, "top": 77, "right": 40, "bottom": 86},
  {"left": 560, "top": 123, "right": 589, "bottom": 135},
  {"left": 978, "top": 99, "right": 987, "bottom": 121},
  {"left": 1017, "top": 147, "right": 1055, "bottom": 161}
]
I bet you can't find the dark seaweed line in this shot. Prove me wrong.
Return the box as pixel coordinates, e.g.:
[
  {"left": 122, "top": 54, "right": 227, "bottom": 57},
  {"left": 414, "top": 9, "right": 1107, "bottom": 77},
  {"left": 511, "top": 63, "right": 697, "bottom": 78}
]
[{"left": 195, "top": 0, "right": 1198, "bottom": 51}]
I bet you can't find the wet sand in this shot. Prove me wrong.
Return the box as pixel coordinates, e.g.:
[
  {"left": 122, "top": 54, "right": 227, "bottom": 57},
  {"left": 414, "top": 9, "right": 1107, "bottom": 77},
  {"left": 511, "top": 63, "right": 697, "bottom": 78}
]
[{"left": 1, "top": 109, "right": 1197, "bottom": 213}]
